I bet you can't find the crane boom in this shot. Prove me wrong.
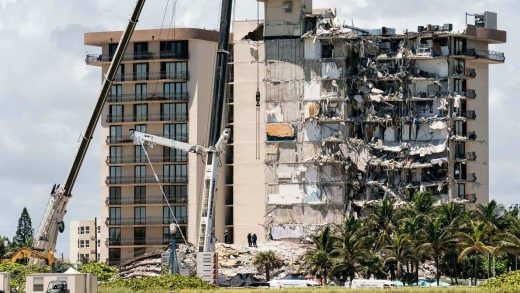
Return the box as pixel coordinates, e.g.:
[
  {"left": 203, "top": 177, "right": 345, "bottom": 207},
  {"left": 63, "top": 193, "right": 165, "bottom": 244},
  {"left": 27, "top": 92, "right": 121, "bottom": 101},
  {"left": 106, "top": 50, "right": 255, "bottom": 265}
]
[
  {"left": 33, "top": 0, "right": 146, "bottom": 256},
  {"left": 131, "top": 131, "right": 205, "bottom": 155}
]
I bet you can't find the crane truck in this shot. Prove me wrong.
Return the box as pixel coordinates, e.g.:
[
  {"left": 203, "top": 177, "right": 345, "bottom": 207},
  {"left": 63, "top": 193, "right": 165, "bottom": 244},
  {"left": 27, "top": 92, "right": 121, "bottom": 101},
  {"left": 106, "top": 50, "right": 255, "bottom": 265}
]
[
  {"left": 131, "top": 0, "right": 233, "bottom": 283},
  {"left": 21, "top": 0, "right": 147, "bottom": 264}
]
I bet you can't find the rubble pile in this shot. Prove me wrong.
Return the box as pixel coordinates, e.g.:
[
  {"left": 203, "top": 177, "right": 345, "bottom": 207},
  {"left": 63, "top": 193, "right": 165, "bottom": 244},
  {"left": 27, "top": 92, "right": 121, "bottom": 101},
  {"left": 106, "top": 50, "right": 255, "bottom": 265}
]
[{"left": 117, "top": 249, "right": 163, "bottom": 279}]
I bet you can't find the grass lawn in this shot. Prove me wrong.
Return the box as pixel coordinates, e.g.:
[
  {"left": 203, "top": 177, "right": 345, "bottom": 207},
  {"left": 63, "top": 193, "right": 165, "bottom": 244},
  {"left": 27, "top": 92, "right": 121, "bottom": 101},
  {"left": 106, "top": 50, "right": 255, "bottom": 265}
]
[{"left": 99, "top": 287, "right": 506, "bottom": 293}]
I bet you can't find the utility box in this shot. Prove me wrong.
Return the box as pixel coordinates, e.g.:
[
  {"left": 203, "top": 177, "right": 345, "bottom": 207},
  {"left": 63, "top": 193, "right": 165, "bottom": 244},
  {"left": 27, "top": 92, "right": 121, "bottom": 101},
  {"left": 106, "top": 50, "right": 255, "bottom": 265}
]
[
  {"left": 26, "top": 272, "right": 97, "bottom": 293},
  {"left": 0, "top": 272, "right": 10, "bottom": 293}
]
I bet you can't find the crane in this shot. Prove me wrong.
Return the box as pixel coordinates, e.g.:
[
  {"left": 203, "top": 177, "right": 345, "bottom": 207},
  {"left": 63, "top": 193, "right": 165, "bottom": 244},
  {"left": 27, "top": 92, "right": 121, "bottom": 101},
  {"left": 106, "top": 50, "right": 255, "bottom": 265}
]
[
  {"left": 29, "top": 0, "right": 146, "bottom": 262},
  {"left": 131, "top": 0, "right": 233, "bottom": 283}
]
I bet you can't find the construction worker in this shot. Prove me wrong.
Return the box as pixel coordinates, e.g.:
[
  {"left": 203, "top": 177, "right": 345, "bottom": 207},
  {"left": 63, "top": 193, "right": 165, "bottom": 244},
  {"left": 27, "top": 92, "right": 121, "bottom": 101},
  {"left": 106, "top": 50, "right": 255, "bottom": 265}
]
[
  {"left": 252, "top": 233, "right": 257, "bottom": 248},
  {"left": 247, "top": 233, "right": 252, "bottom": 247}
]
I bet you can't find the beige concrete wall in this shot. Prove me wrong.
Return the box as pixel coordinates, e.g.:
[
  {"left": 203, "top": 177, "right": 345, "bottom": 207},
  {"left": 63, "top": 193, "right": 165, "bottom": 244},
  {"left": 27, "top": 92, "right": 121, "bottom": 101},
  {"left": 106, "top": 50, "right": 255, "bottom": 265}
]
[
  {"left": 262, "top": 0, "right": 312, "bottom": 37},
  {"left": 232, "top": 21, "right": 267, "bottom": 244},
  {"left": 69, "top": 220, "right": 96, "bottom": 265},
  {"left": 0, "top": 273, "right": 10, "bottom": 293},
  {"left": 26, "top": 274, "right": 96, "bottom": 293}
]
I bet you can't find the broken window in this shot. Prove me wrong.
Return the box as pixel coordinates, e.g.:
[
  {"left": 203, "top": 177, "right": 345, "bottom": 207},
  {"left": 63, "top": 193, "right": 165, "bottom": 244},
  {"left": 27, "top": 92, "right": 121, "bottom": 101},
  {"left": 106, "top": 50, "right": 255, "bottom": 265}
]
[
  {"left": 321, "top": 43, "right": 333, "bottom": 58},
  {"left": 453, "top": 37, "right": 467, "bottom": 55},
  {"left": 457, "top": 183, "right": 466, "bottom": 197},
  {"left": 454, "top": 162, "right": 466, "bottom": 180},
  {"left": 454, "top": 142, "right": 466, "bottom": 159}
]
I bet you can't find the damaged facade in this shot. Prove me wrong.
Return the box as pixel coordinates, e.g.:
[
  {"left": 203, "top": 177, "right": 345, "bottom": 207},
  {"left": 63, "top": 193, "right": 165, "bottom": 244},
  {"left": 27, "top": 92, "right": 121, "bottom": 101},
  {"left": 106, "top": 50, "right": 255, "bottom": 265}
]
[{"left": 233, "top": 0, "right": 506, "bottom": 244}]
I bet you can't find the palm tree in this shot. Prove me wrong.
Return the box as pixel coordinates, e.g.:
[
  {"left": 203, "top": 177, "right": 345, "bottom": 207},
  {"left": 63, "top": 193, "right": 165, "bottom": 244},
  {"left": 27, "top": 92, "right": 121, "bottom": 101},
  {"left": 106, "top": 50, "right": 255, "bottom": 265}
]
[
  {"left": 439, "top": 202, "right": 465, "bottom": 229},
  {"left": 303, "top": 225, "right": 334, "bottom": 284},
  {"left": 331, "top": 216, "right": 367, "bottom": 287},
  {"left": 383, "top": 233, "right": 412, "bottom": 283},
  {"left": 367, "top": 197, "right": 397, "bottom": 249},
  {"left": 422, "top": 217, "right": 456, "bottom": 286},
  {"left": 252, "top": 250, "right": 283, "bottom": 281},
  {"left": 457, "top": 220, "right": 495, "bottom": 285},
  {"left": 497, "top": 216, "right": 520, "bottom": 270}
]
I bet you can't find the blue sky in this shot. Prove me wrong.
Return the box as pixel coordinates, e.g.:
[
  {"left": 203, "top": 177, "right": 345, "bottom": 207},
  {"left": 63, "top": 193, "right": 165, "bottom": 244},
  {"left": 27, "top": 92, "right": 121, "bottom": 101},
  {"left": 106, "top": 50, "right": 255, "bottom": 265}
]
[{"left": 0, "top": 0, "right": 516, "bottom": 258}]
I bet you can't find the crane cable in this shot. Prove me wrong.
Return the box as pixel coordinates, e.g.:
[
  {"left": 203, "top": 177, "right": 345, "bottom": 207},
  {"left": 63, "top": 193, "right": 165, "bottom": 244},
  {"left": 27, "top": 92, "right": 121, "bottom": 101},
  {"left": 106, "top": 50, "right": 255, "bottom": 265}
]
[
  {"left": 136, "top": 141, "right": 194, "bottom": 254},
  {"left": 255, "top": 0, "right": 261, "bottom": 160}
]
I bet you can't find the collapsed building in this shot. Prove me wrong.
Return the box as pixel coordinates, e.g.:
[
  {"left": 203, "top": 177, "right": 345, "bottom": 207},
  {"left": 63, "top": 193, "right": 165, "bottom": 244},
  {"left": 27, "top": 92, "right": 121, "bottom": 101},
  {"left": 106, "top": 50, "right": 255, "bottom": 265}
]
[{"left": 231, "top": 0, "right": 506, "bottom": 243}]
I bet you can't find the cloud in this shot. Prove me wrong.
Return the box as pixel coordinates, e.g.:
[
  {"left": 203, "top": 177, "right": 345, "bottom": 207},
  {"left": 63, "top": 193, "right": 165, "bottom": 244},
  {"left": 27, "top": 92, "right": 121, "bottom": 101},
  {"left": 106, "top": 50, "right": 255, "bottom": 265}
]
[{"left": 0, "top": 0, "right": 516, "bottom": 258}]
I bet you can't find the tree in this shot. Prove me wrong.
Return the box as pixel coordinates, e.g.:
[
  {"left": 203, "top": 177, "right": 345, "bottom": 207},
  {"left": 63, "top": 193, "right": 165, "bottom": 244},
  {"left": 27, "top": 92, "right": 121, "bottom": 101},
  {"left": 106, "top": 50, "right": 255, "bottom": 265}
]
[
  {"left": 367, "top": 197, "right": 397, "bottom": 249},
  {"left": 303, "top": 225, "right": 334, "bottom": 284},
  {"left": 422, "top": 217, "right": 456, "bottom": 286},
  {"left": 14, "top": 207, "right": 34, "bottom": 247},
  {"left": 457, "top": 220, "right": 495, "bottom": 285},
  {"left": 331, "top": 216, "right": 367, "bottom": 287},
  {"left": 383, "top": 233, "right": 412, "bottom": 283},
  {"left": 252, "top": 250, "right": 283, "bottom": 281},
  {"left": 0, "top": 236, "right": 10, "bottom": 257}
]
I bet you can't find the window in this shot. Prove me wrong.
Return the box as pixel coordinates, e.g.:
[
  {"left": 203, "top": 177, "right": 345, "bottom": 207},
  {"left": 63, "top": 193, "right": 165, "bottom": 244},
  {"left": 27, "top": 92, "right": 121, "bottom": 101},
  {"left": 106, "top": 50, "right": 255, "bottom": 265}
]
[
  {"left": 455, "top": 142, "right": 466, "bottom": 159},
  {"left": 85, "top": 240, "right": 90, "bottom": 248},
  {"left": 134, "top": 186, "right": 146, "bottom": 204},
  {"left": 134, "top": 207, "right": 146, "bottom": 225},
  {"left": 33, "top": 277, "right": 44, "bottom": 292},
  {"left": 110, "top": 146, "right": 122, "bottom": 164},
  {"left": 109, "top": 228, "right": 121, "bottom": 245},
  {"left": 108, "top": 43, "right": 118, "bottom": 60},
  {"left": 161, "top": 62, "right": 187, "bottom": 80},
  {"left": 457, "top": 183, "right": 466, "bottom": 197},
  {"left": 79, "top": 240, "right": 85, "bottom": 248},
  {"left": 164, "top": 82, "right": 187, "bottom": 100},
  {"left": 115, "top": 64, "right": 125, "bottom": 81},
  {"left": 85, "top": 226, "right": 90, "bottom": 234},
  {"left": 321, "top": 43, "right": 333, "bottom": 58},
  {"left": 163, "top": 164, "right": 187, "bottom": 183},
  {"left": 135, "top": 83, "right": 147, "bottom": 101},
  {"left": 109, "top": 248, "right": 121, "bottom": 261},
  {"left": 109, "top": 125, "right": 122, "bottom": 143},
  {"left": 134, "top": 104, "right": 148, "bottom": 122},
  {"left": 134, "top": 42, "right": 149, "bottom": 59},
  {"left": 454, "top": 121, "right": 466, "bottom": 137},
  {"left": 163, "top": 123, "right": 187, "bottom": 141},
  {"left": 109, "top": 207, "right": 121, "bottom": 225},
  {"left": 454, "top": 78, "right": 466, "bottom": 93},
  {"left": 160, "top": 40, "right": 188, "bottom": 58},
  {"left": 161, "top": 103, "right": 187, "bottom": 121},
  {"left": 163, "top": 226, "right": 171, "bottom": 244},
  {"left": 282, "top": 0, "right": 293, "bottom": 13},
  {"left": 133, "top": 63, "right": 148, "bottom": 81},
  {"left": 135, "top": 145, "right": 145, "bottom": 163},
  {"left": 454, "top": 162, "right": 466, "bottom": 180},
  {"left": 454, "top": 37, "right": 467, "bottom": 55},
  {"left": 135, "top": 124, "right": 147, "bottom": 133},
  {"left": 111, "top": 85, "right": 123, "bottom": 101},
  {"left": 110, "top": 166, "right": 122, "bottom": 183},
  {"left": 134, "top": 227, "right": 146, "bottom": 245},
  {"left": 134, "top": 165, "right": 146, "bottom": 183},
  {"left": 134, "top": 247, "right": 146, "bottom": 257},
  {"left": 109, "top": 187, "right": 121, "bottom": 205},
  {"left": 109, "top": 105, "right": 124, "bottom": 122},
  {"left": 164, "top": 147, "right": 187, "bottom": 162},
  {"left": 163, "top": 185, "right": 188, "bottom": 203},
  {"left": 163, "top": 206, "right": 187, "bottom": 224},
  {"left": 80, "top": 227, "right": 85, "bottom": 234}
]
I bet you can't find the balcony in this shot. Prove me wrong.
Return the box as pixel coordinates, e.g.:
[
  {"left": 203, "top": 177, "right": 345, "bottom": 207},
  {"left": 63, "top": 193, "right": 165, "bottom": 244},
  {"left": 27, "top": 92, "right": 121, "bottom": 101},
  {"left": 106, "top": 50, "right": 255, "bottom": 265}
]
[
  {"left": 114, "top": 71, "right": 189, "bottom": 82},
  {"left": 106, "top": 135, "right": 188, "bottom": 145},
  {"left": 108, "top": 92, "right": 189, "bottom": 103},
  {"left": 106, "top": 176, "right": 187, "bottom": 185},
  {"left": 106, "top": 114, "right": 188, "bottom": 123},
  {"left": 463, "top": 48, "right": 506, "bottom": 63},
  {"left": 455, "top": 173, "right": 477, "bottom": 182},
  {"left": 105, "top": 216, "right": 188, "bottom": 226},
  {"left": 454, "top": 89, "right": 477, "bottom": 99},
  {"left": 455, "top": 110, "right": 477, "bottom": 120},
  {"left": 464, "top": 68, "right": 476, "bottom": 78},
  {"left": 85, "top": 51, "right": 189, "bottom": 64},
  {"left": 105, "top": 195, "right": 188, "bottom": 205},
  {"left": 106, "top": 155, "right": 187, "bottom": 165},
  {"left": 106, "top": 237, "right": 168, "bottom": 246}
]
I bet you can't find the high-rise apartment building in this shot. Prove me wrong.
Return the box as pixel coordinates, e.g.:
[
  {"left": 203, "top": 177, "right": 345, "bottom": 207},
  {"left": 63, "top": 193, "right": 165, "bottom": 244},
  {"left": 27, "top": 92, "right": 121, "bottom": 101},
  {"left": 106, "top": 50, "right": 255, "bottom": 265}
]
[
  {"left": 84, "top": 29, "right": 226, "bottom": 264},
  {"left": 69, "top": 220, "right": 97, "bottom": 265},
  {"left": 232, "top": 0, "right": 506, "bottom": 244}
]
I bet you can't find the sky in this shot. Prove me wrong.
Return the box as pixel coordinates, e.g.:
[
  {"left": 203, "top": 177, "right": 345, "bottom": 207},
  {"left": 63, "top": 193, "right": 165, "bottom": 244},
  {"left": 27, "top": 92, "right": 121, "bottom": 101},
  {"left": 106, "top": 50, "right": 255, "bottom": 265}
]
[{"left": 0, "top": 0, "right": 517, "bottom": 259}]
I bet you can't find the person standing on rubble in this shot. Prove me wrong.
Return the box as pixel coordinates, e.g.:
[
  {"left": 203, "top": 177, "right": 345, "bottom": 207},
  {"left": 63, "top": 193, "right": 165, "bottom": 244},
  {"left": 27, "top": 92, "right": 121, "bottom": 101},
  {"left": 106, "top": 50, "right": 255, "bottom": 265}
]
[
  {"left": 252, "top": 233, "right": 257, "bottom": 248},
  {"left": 247, "top": 233, "right": 252, "bottom": 247}
]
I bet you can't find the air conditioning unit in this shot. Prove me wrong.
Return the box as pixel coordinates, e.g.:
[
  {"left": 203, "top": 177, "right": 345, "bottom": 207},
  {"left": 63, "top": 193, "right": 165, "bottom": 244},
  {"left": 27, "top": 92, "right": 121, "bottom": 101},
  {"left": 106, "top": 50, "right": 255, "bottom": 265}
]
[{"left": 443, "top": 23, "right": 453, "bottom": 31}]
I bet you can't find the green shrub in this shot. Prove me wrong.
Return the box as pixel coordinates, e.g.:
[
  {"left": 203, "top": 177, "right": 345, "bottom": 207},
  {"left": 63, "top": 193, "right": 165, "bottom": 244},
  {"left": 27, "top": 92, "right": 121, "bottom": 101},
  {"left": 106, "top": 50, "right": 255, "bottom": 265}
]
[
  {"left": 101, "top": 275, "right": 213, "bottom": 292},
  {"left": 479, "top": 270, "right": 520, "bottom": 292},
  {"left": 0, "top": 262, "right": 50, "bottom": 292},
  {"left": 78, "top": 262, "right": 117, "bottom": 282}
]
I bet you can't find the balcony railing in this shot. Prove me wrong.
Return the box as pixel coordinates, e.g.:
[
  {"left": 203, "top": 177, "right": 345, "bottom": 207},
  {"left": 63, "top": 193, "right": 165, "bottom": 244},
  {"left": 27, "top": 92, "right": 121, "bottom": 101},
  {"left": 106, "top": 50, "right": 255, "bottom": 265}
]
[
  {"left": 454, "top": 89, "right": 477, "bottom": 99},
  {"left": 85, "top": 51, "right": 189, "bottom": 64},
  {"left": 106, "top": 176, "right": 188, "bottom": 185},
  {"left": 106, "top": 155, "right": 187, "bottom": 164},
  {"left": 455, "top": 152, "right": 477, "bottom": 161},
  {"left": 106, "top": 114, "right": 188, "bottom": 123},
  {"left": 455, "top": 173, "right": 477, "bottom": 182},
  {"left": 108, "top": 92, "right": 189, "bottom": 103},
  {"left": 464, "top": 68, "right": 476, "bottom": 78},
  {"left": 462, "top": 49, "right": 505, "bottom": 62},
  {"left": 106, "top": 135, "right": 188, "bottom": 145},
  {"left": 106, "top": 237, "right": 169, "bottom": 246},
  {"left": 105, "top": 216, "right": 188, "bottom": 226},
  {"left": 114, "top": 71, "right": 189, "bottom": 82},
  {"left": 463, "top": 194, "right": 477, "bottom": 203},
  {"left": 455, "top": 110, "right": 477, "bottom": 120},
  {"left": 106, "top": 195, "right": 188, "bottom": 205}
]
